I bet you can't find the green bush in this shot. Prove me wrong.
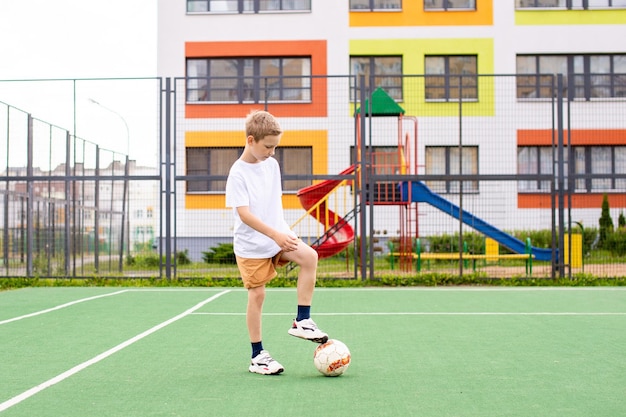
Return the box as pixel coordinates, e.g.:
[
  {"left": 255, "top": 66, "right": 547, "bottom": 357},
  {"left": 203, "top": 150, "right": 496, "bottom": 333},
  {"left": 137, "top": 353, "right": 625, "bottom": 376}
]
[
  {"left": 579, "top": 226, "right": 598, "bottom": 254},
  {"left": 425, "top": 230, "right": 551, "bottom": 255},
  {"left": 202, "top": 243, "right": 236, "bottom": 264},
  {"left": 176, "top": 249, "right": 191, "bottom": 265},
  {"left": 509, "top": 229, "right": 552, "bottom": 249},
  {"left": 427, "top": 232, "right": 485, "bottom": 253},
  {"left": 604, "top": 228, "right": 626, "bottom": 257},
  {"left": 126, "top": 249, "right": 191, "bottom": 268},
  {"left": 126, "top": 253, "right": 160, "bottom": 268}
]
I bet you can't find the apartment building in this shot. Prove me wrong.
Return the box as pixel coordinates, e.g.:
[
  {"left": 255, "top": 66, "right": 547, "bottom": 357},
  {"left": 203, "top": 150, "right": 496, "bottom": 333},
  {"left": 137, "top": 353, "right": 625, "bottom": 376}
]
[
  {"left": 1, "top": 161, "right": 158, "bottom": 254},
  {"left": 157, "top": 1, "right": 626, "bottom": 255}
]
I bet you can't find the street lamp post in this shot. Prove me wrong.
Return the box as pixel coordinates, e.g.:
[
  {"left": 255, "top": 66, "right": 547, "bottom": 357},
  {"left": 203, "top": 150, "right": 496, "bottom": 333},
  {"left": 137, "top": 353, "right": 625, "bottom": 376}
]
[
  {"left": 88, "top": 98, "right": 131, "bottom": 271},
  {"left": 88, "top": 98, "right": 130, "bottom": 156}
]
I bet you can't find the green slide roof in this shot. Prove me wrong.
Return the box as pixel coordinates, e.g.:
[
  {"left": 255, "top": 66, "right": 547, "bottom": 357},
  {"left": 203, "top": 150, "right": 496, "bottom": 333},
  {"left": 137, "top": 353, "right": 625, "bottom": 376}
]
[{"left": 355, "top": 87, "right": 405, "bottom": 116}]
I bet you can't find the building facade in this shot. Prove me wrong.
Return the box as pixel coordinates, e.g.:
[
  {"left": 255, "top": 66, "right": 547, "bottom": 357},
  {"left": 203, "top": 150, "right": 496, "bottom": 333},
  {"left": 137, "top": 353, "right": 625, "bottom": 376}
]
[{"left": 157, "top": 1, "right": 626, "bottom": 256}]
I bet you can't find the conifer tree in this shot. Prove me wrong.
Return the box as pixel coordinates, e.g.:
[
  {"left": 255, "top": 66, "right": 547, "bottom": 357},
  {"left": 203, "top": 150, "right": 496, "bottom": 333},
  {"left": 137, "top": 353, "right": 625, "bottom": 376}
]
[{"left": 598, "top": 194, "right": 613, "bottom": 247}]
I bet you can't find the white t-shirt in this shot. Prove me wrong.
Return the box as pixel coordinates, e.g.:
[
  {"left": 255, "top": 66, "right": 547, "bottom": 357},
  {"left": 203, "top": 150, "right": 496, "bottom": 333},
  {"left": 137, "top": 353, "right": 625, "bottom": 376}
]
[{"left": 225, "top": 157, "right": 293, "bottom": 258}]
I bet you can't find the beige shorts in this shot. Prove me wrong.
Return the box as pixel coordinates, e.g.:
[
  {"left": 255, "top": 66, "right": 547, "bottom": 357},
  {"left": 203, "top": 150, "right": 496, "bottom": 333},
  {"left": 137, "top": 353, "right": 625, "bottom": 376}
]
[{"left": 236, "top": 253, "right": 289, "bottom": 289}]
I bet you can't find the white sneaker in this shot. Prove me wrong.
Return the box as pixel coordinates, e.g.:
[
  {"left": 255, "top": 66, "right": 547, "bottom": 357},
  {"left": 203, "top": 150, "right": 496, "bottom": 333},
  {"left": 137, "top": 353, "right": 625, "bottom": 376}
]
[
  {"left": 288, "top": 318, "right": 329, "bottom": 343},
  {"left": 249, "top": 350, "right": 284, "bottom": 375}
]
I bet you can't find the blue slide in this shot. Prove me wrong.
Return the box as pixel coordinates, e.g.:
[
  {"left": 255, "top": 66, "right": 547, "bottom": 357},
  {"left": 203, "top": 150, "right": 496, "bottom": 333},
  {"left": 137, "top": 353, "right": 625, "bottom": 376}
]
[{"left": 400, "top": 182, "right": 555, "bottom": 262}]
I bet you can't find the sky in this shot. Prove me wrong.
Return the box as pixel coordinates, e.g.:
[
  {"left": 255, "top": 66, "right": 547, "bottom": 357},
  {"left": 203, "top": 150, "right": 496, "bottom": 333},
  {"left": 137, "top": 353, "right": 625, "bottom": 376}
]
[{"left": 0, "top": 0, "right": 159, "bottom": 167}]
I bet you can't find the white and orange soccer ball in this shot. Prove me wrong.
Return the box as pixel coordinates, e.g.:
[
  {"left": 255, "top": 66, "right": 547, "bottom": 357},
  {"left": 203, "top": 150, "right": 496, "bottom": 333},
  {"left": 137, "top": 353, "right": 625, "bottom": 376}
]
[{"left": 313, "top": 339, "right": 351, "bottom": 377}]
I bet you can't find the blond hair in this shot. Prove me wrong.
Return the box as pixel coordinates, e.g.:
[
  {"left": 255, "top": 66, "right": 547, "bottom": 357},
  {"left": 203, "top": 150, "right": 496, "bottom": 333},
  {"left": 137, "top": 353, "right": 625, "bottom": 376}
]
[{"left": 245, "top": 110, "right": 283, "bottom": 142}]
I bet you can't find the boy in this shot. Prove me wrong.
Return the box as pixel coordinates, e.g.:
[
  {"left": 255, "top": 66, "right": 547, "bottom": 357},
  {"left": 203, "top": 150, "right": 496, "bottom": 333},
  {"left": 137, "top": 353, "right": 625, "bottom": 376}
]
[{"left": 225, "top": 110, "right": 328, "bottom": 375}]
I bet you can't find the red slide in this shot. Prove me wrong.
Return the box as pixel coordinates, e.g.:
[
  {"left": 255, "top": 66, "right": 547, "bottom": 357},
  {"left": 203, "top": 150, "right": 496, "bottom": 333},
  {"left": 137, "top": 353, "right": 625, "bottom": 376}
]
[{"left": 296, "top": 165, "right": 356, "bottom": 258}]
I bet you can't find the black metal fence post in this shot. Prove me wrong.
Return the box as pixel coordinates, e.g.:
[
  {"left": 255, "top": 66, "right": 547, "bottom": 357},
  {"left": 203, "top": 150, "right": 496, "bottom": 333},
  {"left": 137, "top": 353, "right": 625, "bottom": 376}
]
[
  {"left": 26, "top": 114, "right": 34, "bottom": 277},
  {"left": 556, "top": 74, "right": 566, "bottom": 278},
  {"left": 164, "top": 77, "right": 173, "bottom": 281}
]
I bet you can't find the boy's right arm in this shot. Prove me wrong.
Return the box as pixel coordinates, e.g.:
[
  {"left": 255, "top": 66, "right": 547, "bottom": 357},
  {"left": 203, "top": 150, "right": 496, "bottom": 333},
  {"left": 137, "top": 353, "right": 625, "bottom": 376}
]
[{"left": 236, "top": 206, "right": 299, "bottom": 252}]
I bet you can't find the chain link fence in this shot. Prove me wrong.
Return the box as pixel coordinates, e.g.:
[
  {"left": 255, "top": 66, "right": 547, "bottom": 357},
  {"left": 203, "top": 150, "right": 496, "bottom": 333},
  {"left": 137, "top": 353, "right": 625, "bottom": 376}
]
[{"left": 1, "top": 75, "right": 625, "bottom": 281}]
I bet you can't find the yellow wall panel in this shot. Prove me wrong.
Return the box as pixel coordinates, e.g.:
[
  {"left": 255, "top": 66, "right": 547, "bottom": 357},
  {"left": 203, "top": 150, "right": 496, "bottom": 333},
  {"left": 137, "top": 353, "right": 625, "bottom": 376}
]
[
  {"left": 185, "top": 194, "right": 301, "bottom": 210},
  {"left": 516, "top": 9, "right": 626, "bottom": 25},
  {"left": 350, "top": 38, "right": 495, "bottom": 117},
  {"left": 185, "top": 131, "right": 242, "bottom": 147}
]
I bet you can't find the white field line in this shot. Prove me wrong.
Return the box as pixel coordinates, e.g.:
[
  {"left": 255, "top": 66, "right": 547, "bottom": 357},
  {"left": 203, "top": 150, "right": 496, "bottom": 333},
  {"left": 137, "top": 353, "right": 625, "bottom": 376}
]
[
  {"left": 192, "top": 311, "right": 626, "bottom": 316},
  {"left": 0, "top": 288, "right": 231, "bottom": 326},
  {"left": 0, "top": 289, "right": 231, "bottom": 413},
  {"left": 194, "top": 287, "right": 626, "bottom": 294},
  {"left": 307, "top": 287, "right": 626, "bottom": 292},
  {"left": 0, "top": 290, "right": 130, "bottom": 326}
]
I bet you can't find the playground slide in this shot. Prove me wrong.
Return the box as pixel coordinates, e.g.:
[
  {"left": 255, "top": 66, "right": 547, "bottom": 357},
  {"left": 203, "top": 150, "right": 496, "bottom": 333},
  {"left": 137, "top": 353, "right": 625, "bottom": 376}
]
[
  {"left": 297, "top": 165, "right": 356, "bottom": 258},
  {"left": 401, "top": 182, "right": 555, "bottom": 262}
]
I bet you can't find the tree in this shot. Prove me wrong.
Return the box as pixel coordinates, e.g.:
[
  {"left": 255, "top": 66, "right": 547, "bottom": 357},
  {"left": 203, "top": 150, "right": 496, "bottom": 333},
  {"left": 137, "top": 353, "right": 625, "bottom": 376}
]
[
  {"left": 598, "top": 194, "right": 614, "bottom": 248},
  {"left": 618, "top": 211, "right": 626, "bottom": 229}
]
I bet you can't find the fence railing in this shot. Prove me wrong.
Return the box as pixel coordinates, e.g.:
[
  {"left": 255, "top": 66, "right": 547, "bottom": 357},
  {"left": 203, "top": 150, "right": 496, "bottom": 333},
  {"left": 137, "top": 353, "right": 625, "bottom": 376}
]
[{"left": 1, "top": 75, "right": 625, "bottom": 281}]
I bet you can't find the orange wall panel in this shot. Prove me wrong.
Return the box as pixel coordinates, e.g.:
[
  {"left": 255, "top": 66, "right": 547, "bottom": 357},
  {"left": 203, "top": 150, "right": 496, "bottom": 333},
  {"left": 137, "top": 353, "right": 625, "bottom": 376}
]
[
  {"left": 518, "top": 129, "right": 626, "bottom": 146},
  {"left": 185, "top": 40, "right": 327, "bottom": 118},
  {"left": 350, "top": 0, "right": 492, "bottom": 27},
  {"left": 519, "top": 193, "right": 626, "bottom": 209}
]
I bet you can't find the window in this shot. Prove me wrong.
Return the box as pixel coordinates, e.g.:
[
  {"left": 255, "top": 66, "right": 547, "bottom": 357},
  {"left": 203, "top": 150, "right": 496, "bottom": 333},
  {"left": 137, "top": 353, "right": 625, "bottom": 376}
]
[
  {"left": 516, "top": 54, "right": 626, "bottom": 100},
  {"left": 425, "top": 146, "right": 479, "bottom": 193},
  {"left": 134, "top": 226, "right": 154, "bottom": 243},
  {"left": 273, "top": 147, "right": 312, "bottom": 191},
  {"left": 350, "top": 146, "right": 403, "bottom": 172},
  {"left": 425, "top": 56, "right": 478, "bottom": 101},
  {"left": 517, "top": 146, "right": 553, "bottom": 192},
  {"left": 350, "top": 146, "right": 405, "bottom": 202},
  {"left": 518, "top": 145, "right": 626, "bottom": 193},
  {"left": 516, "top": 0, "right": 626, "bottom": 9},
  {"left": 424, "top": 0, "right": 476, "bottom": 10},
  {"left": 186, "top": 147, "right": 312, "bottom": 192},
  {"left": 516, "top": 0, "right": 565, "bottom": 7},
  {"left": 350, "top": 0, "right": 402, "bottom": 10},
  {"left": 187, "top": 148, "right": 241, "bottom": 192},
  {"left": 186, "top": 57, "right": 312, "bottom": 103},
  {"left": 573, "top": 146, "right": 626, "bottom": 192},
  {"left": 187, "top": 0, "right": 311, "bottom": 13},
  {"left": 350, "top": 56, "right": 403, "bottom": 101}
]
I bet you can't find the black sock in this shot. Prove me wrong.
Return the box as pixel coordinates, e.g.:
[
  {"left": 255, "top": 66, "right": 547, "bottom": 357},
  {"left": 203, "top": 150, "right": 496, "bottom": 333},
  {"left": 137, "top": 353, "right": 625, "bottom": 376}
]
[
  {"left": 251, "top": 341, "right": 263, "bottom": 358},
  {"left": 296, "top": 305, "right": 311, "bottom": 321}
]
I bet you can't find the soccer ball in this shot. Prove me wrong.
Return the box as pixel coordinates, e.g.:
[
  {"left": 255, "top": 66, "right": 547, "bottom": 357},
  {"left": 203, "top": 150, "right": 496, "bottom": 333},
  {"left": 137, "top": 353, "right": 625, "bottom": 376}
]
[{"left": 313, "top": 339, "right": 351, "bottom": 377}]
